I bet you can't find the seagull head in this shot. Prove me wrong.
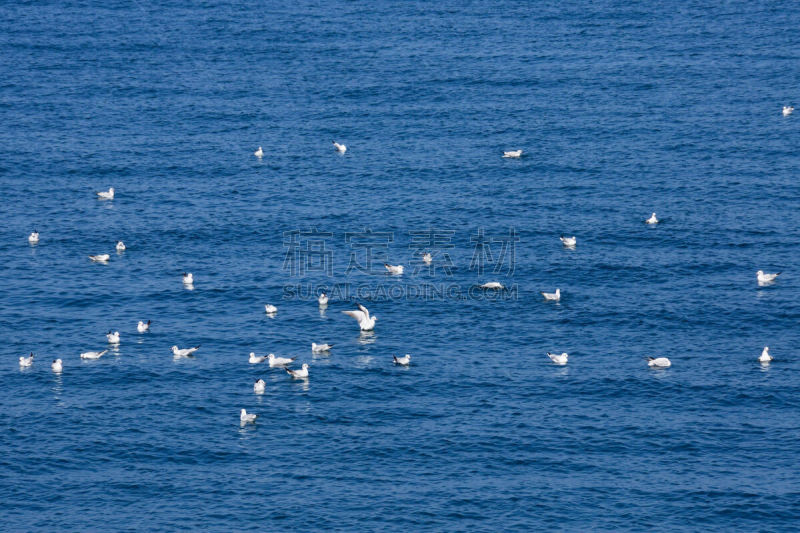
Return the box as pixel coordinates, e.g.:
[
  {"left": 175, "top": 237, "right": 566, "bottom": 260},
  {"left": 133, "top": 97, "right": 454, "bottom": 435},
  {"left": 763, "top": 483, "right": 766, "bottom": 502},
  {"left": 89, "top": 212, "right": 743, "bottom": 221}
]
[
  {"left": 171, "top": 345, "right": 178, "bottom": 351},
  {"left": 267, "top": 354, "right": 275, "bottom": 360},
  {"left": 302, "top": 363, "right": 309, "bottom": 370},
  {"left": 756, "top": 270, "right": 763, "bottom": 275}
]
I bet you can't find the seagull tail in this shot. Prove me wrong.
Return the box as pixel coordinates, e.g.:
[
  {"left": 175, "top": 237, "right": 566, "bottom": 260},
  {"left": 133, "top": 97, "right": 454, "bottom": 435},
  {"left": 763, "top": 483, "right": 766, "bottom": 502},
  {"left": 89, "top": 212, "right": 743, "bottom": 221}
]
[{"left": 393, "top": 355, "right": 398, "bottom": 363}]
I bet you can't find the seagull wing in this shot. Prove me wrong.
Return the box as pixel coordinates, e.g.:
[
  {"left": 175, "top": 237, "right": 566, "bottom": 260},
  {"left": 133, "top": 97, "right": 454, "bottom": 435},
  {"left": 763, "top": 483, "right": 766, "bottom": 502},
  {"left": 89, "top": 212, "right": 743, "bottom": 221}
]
[
  {"left": 357, "top": 304, "right": 370, "bottom": 319},
  {"left": 343, "top": 310, "right": 366, "bottom": 322}
]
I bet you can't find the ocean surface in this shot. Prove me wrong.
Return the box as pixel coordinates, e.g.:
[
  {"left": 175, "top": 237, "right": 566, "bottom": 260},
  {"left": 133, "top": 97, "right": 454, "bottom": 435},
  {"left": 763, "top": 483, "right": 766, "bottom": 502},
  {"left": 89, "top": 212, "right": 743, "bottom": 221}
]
[{"left": 2, "top": 1, "right": 800, "bottom": 530}]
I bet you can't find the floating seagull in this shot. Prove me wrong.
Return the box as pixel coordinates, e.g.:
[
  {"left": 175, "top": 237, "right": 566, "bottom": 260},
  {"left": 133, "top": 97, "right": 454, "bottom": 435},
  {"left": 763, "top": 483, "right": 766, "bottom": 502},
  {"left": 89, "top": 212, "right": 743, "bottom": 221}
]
[
  {"left": 28, "top": 231, "right": 39, "bottom": 244},
  {"left": 89, "top": 254, "right": 110, "bottom": 263},
  {"left": 646, "top": 212, "right": 659, "bottom": 225},
  {"left": 172, "top": 345, "right": 200, "bottom": 357},
  {"left": 240, "top": 408, "right": 257, "bottom": 423},
  {"left": 756, "top": 270, "right": 781, "bottom": 284},
  {"left": 254, "top": 146, "right": 263, "bottom": 158},
  {"left": 422, "top": 252, "right": 432, "bottom": 264},
  {"left": 546, "top": 352, "right": 568, "bottom": 365},
  {"left": 503, "top": 149, "right": 523, "bottom": 158},
  {"left": 106, "top": 331, "right": 120, "bottom": 344},
  {"left": 253, "top": 379, "right": 266, "bottom": 393},
  {"left": 783, "top": 106, "right": 794, "bottom": 117},
  {"left": 343, "top": 303, "right": 377, "bottom": 331},
  {"left": 479, "top": 281, "right": 504, "bottom": 289},
  {"left": 182, "top": 272, "right": 193, "bottom": 284},
  {"left": 318, "top": 293, "right": 328, "bottom": 306},
  {"left": 286, "top": 363, "right": 309, "bottom": 379},
  {"left": 541, "top": 288, "right": 561, "bottom": 301},
  {"left": 267, "top": 353, "right": 295, "bottom": 367},
  {"left": 647, "top": 356, "right": 671, "bottom": 368},
  {"left": 311, "top": 343, "right": 333, "bottom": 353},
  {"left": 52, "top": 359, "right": 62, "bottom": 372},
  {"left": 249, "top": 352, "right": 267, "bottom": 364},
  {"left": 560, "top": 235, "right": 577, "bottom": 247},
  {"left": 393, "top": 354, "right": 411, "bottom": 366},
  {"left": 333, "top": 141, "right": 347, "bottom": 154},
  {"left": 384, "top": 263, "right": 404, "bottom": 275},
  {"left": 19, "top": 353, "right": 34, "bottom": 367},
  {"left": 137, "top": 320, "right": 151, "bottom": 333},
  {"left": 97, "top": 187, "right": 114, "bottom": 199},
  {"left": 759, "top": 346, "right": 773, "bottom": 364},
  {"left": 81, "top": 349, "right": 107, "bottom": 360},
  {"left": 116, "top": 241, "right": 126, "bottom": 252},
  {"left": 264, "top": 304, "right": 278, "bottom": 314}
]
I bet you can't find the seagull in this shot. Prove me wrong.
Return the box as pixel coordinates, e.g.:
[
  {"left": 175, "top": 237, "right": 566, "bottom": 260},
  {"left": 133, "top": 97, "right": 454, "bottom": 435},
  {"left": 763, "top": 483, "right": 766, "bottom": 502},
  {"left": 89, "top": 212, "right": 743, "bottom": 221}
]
[
  {"left": 52, "top": 359, "right": 62, "bottom": 372},
  {"left": 264, "top": 304, "right": 278, "bottom": 314},
  {"left": 97, "top": 187, "right": 114, "bottom": 199},
  {"left": 647, "top": 356, "right": 671, "bottom": 368},
  {"left": 81, "top": 349, "right": 108, "bottom": 359},
  {"left": 249, "top": 352, "right": 267, "bottom": 364},
  {"left": 646, "top": 212, "right": 659, "bottom": 224},
  {"left": 783, "top": 106, "right": 794, "bottom": 117},
  {"left": 422, "top": 252, "right": 432, "bottom": 264},
  {"left": 286, "top": 363, "right": 309, "bottom": 379},
  {"left": 333, "top": 141, "right": 347, "bottom": 154},
  {"left": 254, "top": 146, "right": 263, "bottom": 158},
  {"left": 116, "top": 241, "right": 126, "bottom": 252},
  {"left": 28, "top": 231, "right": 39, "bottom": 244},
  {"left": 19, "top": 353, "right": 34, "bottom": 367},
  {"left": 384, "top": 263, "right": 404, "bottom": 275},
  {"left": 560, "top": 235, "right": 577, "bottom": 247},
  {"left": 759, "top": 346, "right": 773, "bottom": 364},
  {"left": 311, "top": 343, "right": 333, "bottom": 353},
  {"left": 541, "top": 288, "right": 561, "bottom": 301},
  {"left": 318, "top": 293, "right": 328, "bottom": 306},
  {"left": 172, "top": 345, "right": 200, "bottom": 357},
  {"left": 182, "top": 272, "right": 193, "bottom": 284},
  {"left": 89, "top": 254, "right": 110, "bottom": 263},
  {"left": 267, "top": 353, "right": 295, "bottom": 367},
  {"left": 137, "top": 320, "right": 151, "bottom": 333},
  {"left": 479, "top": 282, "right": 504, "bottom": 289},
  {"left": 393, "top": 354, "right": 411, "bottom": 366},
  {"left": 546, "top": 352, "right": 568, "bottom": 365},
  {"left": 503, "top": 149, "right": 523, "bottom": 158},
  {"left": 240, "top": 409, "right": 257, "bottom": 423},
  {"left": 343, "top": 303, "right": 377, "bottom": 331},
  {"left": 106, "top": 331, "right": 120, "bottom": 344},
  {"left": 757, "top": 270, "right": 781, "bottom": 284},
  {"left": 253, "top": 379, "right": 266, "bottom": 393}
]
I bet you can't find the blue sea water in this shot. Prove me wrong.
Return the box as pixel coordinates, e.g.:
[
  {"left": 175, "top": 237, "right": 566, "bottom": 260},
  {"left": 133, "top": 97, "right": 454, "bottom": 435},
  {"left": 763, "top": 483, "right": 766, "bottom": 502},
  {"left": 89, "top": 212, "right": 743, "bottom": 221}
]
[{"left": 2, "top": 0, "right": 800, "bottom": 530}]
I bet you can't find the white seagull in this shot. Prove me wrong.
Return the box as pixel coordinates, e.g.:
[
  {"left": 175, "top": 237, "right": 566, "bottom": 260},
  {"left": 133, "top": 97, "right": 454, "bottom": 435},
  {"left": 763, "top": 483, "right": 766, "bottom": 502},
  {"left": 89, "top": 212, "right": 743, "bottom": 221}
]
[
  {"left": 116, "top": 241, "right": 126, "bottom": 252},
  {"left": 264, "top": 304, "right": 278, "bottom": 314},
  {"left": 479, "top": 281, "right": 504, "bottom": 289},
  {"left": 106, "top": 331, "right": 120, "bottom": 344},
  {"left": 97, "top": 187, "right": 114, "bottom": 199},
  {"left": 311, "top": 343, "right": 333, "bottom": 353},
  {"left": 249, "top": 352, "right": 267, "bottom": 364},
  {"left": 333, "top": 141, "right": 347, "bottom": 154},
  {"left": 89, "top": 254, "right": 110, "bottom": 263},
  {"left": 182, "top": 272, "right": 193, "bottom": 284},
  {"left": 647, "top": 356, "right": 671, "bottom": 368},
  {"left": 253, "top": 379, "right": 266, "bottom": 394},
  {"left": 137, "top": 320, "right": 151, "bottom": 333},
  {"left": 546, "top": 352, "right": 568, "bottom": 365},
  {"left": 254, "top": 146, "right": 263, "bottom": 158},
  {"left": 646, "top": 212, "right": 659, "bottom": 225},
  {"left": 240, "top": 409, "right": 257, "bottom": 423},
  {"left": 343, "top": 303, "right": 377, "bottom": 331},
  {"left": 541, "top": 288, "right": 561, "bottom": 301},
  {"left": 81, "top": 349, "right": 108, "bottom": 360},
  {"left": 318, "top": 293, "right": 329, "bottom": 306},
  {"left": 286, "top": 363, "right": 309, "bottom": 379},
  {"left": 560, "top": 235, "right": 577, "bottom": 247},
  {"left": 267, "top": 353, "right": 295, "bottom": 367},
  {"left": 172, "top": 345, "right": 200, "bottom": 357},
  {"left": 783, "top": 106, "right": 794, "bottom": 117},
  {"left": 393, "top": 354, "right": 411, "bottom": 366},
  {"left": 422, "top": 252, "right": 433, "bottom": 264},
  {"left": 503, "top": 149, "right": 523, "bottom": 158},
  {"left": 52, "top": 359, "right": 63, "bottom": 372},
  {"left": 756, "top": 270, "right": 781, "bottom": 284},
  {"left": 759, "top": 346, "right": 773, "bottom": 364},
  {"left": 384, "top": 263, "right": 404, "bottom": 275},
  {"left": 28, "top": 231, "right": 39, "bottom": 244},
  {"left": 19, "top": 353, "right": 34, "bottom": 367}
]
